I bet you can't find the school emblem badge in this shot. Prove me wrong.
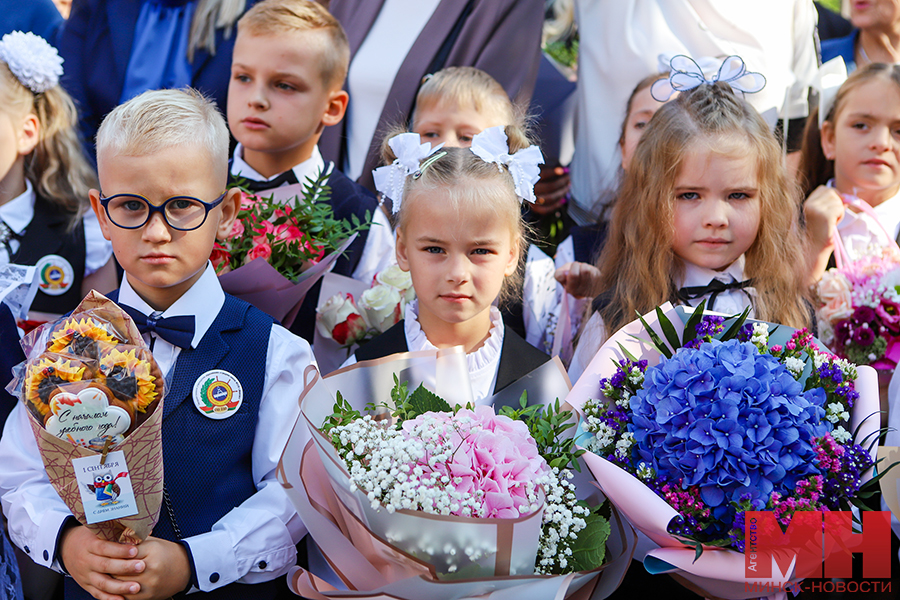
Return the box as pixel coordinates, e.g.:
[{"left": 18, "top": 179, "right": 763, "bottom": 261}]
[
  {"left": 192, "top": 370, "right": 243, "bottom": 419},
  {"left": 35, "top": 254, "right": 74, "bottom": 296}
]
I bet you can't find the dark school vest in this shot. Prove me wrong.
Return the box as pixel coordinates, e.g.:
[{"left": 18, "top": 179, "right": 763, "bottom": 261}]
[
  {"left": 66, "top": 293, "right": 292, "bottom": 600},
  {"left": 12, "top": 195, "right": 86, "bottom": 314},
  {"left": 227, "top": 165, "right": 380, "bottom": 343},
  {"left": 354, "top": 319, "right": 551, "bottom": 407}
]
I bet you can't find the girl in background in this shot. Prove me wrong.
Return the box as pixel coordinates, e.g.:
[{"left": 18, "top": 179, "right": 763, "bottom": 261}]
[
  {"left": 0, "top": 31, "right": 115, "bottom": 316},
  {"left": 800, "top": 61, "right": 900, "bottom": 281},
  {"left": 569, "top": 74, "right": 810, "bottom": 382}
]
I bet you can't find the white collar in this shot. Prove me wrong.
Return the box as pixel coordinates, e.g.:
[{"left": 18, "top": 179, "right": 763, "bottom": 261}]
[
  {"left": 118, "top": 262, "right": 225, "bottom": 349},
  {"left": 231, "top": 143, "right": 325, "bottom": 186},
  {"left": 403, "top": 300, "right": 505, "bottom": 373},
  {"left": 680, "top": 255, "right": 747, "bottom": 288},
  {"left": 0, "top": 179, "right": 35, "bottom": 234}
]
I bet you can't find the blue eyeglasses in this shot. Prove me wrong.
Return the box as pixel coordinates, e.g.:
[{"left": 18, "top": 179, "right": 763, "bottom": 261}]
[{"left": 99, "top": 192, "right": 228, "bottom": 231}]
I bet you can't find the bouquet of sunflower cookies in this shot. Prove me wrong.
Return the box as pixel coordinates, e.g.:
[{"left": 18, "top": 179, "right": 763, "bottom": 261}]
[{"left": 9, "top": 291, "right": 164, "bottom": 544}]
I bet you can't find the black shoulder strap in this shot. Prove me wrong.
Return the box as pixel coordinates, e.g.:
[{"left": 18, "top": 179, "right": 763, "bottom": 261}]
[
  {"left": 354, "top": 320, "right": 409, "bottom": 362},
  {"left": 493, "top": 325, "right": 550, "bottom": 395}
]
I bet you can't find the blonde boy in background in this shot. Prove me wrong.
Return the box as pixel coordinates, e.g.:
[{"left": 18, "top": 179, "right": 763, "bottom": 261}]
[{"left": 227, "top": 0, "right": 395, "bottom": 343}]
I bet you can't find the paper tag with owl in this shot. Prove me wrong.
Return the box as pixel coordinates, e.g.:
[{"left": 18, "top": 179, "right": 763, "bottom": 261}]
[{"left": 72, "top": 451, "right": 138, "bottom": 524}]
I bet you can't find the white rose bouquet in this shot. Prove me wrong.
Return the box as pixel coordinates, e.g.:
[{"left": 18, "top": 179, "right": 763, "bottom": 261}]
[{"left": 316, "top": 265, "right": 415, "bottom": 353}]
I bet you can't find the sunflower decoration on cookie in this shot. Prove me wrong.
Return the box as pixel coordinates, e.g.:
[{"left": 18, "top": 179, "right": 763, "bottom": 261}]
[
  {"left": 24, "top": 355, "right": 89, "bottom": 418},
  {"left": 48, "top": 317, "right": 122, "bottom": 360},
  {"left": 99, "top": 347, "right": 160, "bottom": 415}
]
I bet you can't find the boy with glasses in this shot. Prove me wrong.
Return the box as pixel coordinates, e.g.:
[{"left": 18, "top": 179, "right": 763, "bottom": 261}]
[{"left": 0, "top": 88, "right": 315, "bottom": 599}]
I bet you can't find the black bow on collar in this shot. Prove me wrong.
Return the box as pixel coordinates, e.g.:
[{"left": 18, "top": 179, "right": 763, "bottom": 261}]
[{"left": 676, "top": 278, "right": 754, "bottom": 312}]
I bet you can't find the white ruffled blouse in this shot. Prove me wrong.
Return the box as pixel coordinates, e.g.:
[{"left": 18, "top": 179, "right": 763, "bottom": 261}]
[{"left": 403, "top": 300, "right": 504, "bottom": 405}]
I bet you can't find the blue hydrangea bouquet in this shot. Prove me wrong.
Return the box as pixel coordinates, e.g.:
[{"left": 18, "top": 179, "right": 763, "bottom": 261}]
[{"left": 565, "top": 302, "right": 882, "bottom": 599}]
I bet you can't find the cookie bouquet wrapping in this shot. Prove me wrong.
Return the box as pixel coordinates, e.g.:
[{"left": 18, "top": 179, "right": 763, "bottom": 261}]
[
  {"left": 277, "top": 350, "right": 636, "bottom": 600},
  {"left": 566, "top": 303, "right": 882, "bottom": 599},
  {"left": 7, "top": 291, "right": 164, "bottom": 544}
]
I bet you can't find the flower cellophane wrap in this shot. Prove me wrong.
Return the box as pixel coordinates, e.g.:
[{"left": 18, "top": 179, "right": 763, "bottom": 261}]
[
  {"left": 277, "top": 350, "right": 636, "bottom": 599},
  {"left": 565, "top": 304, "right": 880, "bottom": 599},
  {"left": 218, "top": 231, "right": 357, "bottom": 328},
  {"left": 15, "top": 291, "right": 164, "bottom": 544}
]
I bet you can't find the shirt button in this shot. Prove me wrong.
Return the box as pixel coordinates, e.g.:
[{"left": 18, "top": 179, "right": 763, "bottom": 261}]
[
  {"left": 43, "top": 550, "right": 49, "bottom": 561},
  {"left": 209, "top": 573, "right": 220, "bottom": 584},
  {"left": 258, "top": 561, "right": 267, "bottom": 570},
  {"left": 23, "top": 546, "right": 29, "bottom": 554}
]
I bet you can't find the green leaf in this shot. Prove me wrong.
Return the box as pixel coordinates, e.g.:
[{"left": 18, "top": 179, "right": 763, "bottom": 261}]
[
  {"left": 682, "top": 300, "right": 707, "bottom": 345},
  {"left": 406, "top": 384, "right": 453, "bottom": 419},
  {"left": 568, "top": 511, "right": 610, "bottom": 571},
  {"left": 637, "top": 311, "right": 672, "bottom": 359},
  {"left": 721, "top": 306, "right": 752, "bottom": 340},
  {"left": 656, "top": 306, "right": 682, "bottom": 352},
  {"left": 615, "top": 341, "right": 639, "bottom": 362}
]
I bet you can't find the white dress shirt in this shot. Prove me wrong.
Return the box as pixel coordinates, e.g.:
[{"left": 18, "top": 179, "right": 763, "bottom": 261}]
[
  {"left": 568, "top": 256, "right": 755, "bottom": 382},
  {"left": 0, "top": 180, "right": 113, "bottom": 275},
  {"left": 341, "top": 300, "right": 504, "bottom": 404},
  {"left": 231, "top": 143, "right": 395, "bottom": 285},
  {"left": 0, "top": 264, "right": 315, "bottom": 592}
]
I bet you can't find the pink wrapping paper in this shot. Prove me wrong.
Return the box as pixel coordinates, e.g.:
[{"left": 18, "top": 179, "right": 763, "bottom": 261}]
[
  {"left": 277, "top": 360, "right": 636, "bottom": 599},
  {"left": 565, "top": 304, "right": 881, "bottom": 599},
  {"left": 218, "top": 233, "right": 357, "bottom": 327}
]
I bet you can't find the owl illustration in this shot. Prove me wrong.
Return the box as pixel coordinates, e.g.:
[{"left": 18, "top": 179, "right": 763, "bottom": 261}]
[{"left": 85, "top": 470, "right": 127, "bottom": 505}]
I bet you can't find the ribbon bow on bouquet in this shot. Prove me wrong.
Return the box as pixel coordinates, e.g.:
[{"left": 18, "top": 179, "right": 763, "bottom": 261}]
[
  {"left": 469, "top": 126, "right": 544, "bottom": 205},
  {"left": 651, "top": 54, "right": 766, "bottom": 102},
  {"left": 372, "top": 134, "right": 444, "bottom": 214}
]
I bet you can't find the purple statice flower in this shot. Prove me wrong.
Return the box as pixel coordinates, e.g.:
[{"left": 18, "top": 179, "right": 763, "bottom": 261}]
[
  {"left": 737, "top": 323, "right": 755, "bottom": 343},
  {"left": 815, "top": 434, "right": 873, "bottom": 503}
]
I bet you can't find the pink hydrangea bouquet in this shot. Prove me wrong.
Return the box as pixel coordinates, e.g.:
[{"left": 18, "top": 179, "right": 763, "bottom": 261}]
[
  {"left": 277, "top": 359, "right": 635, "bottom": 600},
  {"left": 815, "top": 246, "right": 900, "bottom": 370},
  {"left": 316, "top": 265, "right": 415, "bottom": 348},
  {"left": 566, "top": 303, "right": 882, "bottom": 599}
]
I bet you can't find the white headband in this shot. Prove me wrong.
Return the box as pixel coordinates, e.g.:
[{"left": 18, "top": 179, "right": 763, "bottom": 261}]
[
  {"left": 811, "top": 57, "right": 848, "bottom": 129},
  {"left": 372, "top": 127, "right": 544, "bottom": 213},
  {"left": 651, "top": 55, "right": 766, "bottom": 102},
  {"left": 0, "top": 31, "right": 64, "bottom": 94}
]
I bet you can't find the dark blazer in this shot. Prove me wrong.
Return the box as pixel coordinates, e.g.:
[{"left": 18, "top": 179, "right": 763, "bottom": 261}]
[
  {"left": 0, "top": 303, "right": 24, "bottom": 430},
  {"left": 0, "top": 0, "right": 63, "bottom": 44},
  {"left": 320, "top": 0, "right": 544, "bottom": 191},
  {"left": 355, "top": 319, "right": 551, "bottom": 400},
  {"left": 56, "top": 0, "right": 260, "bottom": 157}
]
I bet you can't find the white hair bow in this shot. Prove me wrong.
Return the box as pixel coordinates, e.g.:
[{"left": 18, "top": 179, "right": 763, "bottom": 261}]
[
  {"left": 372, "top": 133, "right": 444, "bottom": 214},
  {"left": 469, "top": 126, "right": 544, "bottom": 204},
  {"left": 811, "top": 57, "right": 848, "bottom": 129},
  {"left": 650, "top": 55, "right": 766, "bottom": 102}
]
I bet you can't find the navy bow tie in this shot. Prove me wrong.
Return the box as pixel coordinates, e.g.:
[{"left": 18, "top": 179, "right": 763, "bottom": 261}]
[
  {"left": 240, "top": 170, "right": 299, "bottom": 193},
  {"left": 676, "top": 278, "right": 754, "bottom": 312},
  {"left": 120, "top": 304, "right": 196, "bottom": 349}
]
